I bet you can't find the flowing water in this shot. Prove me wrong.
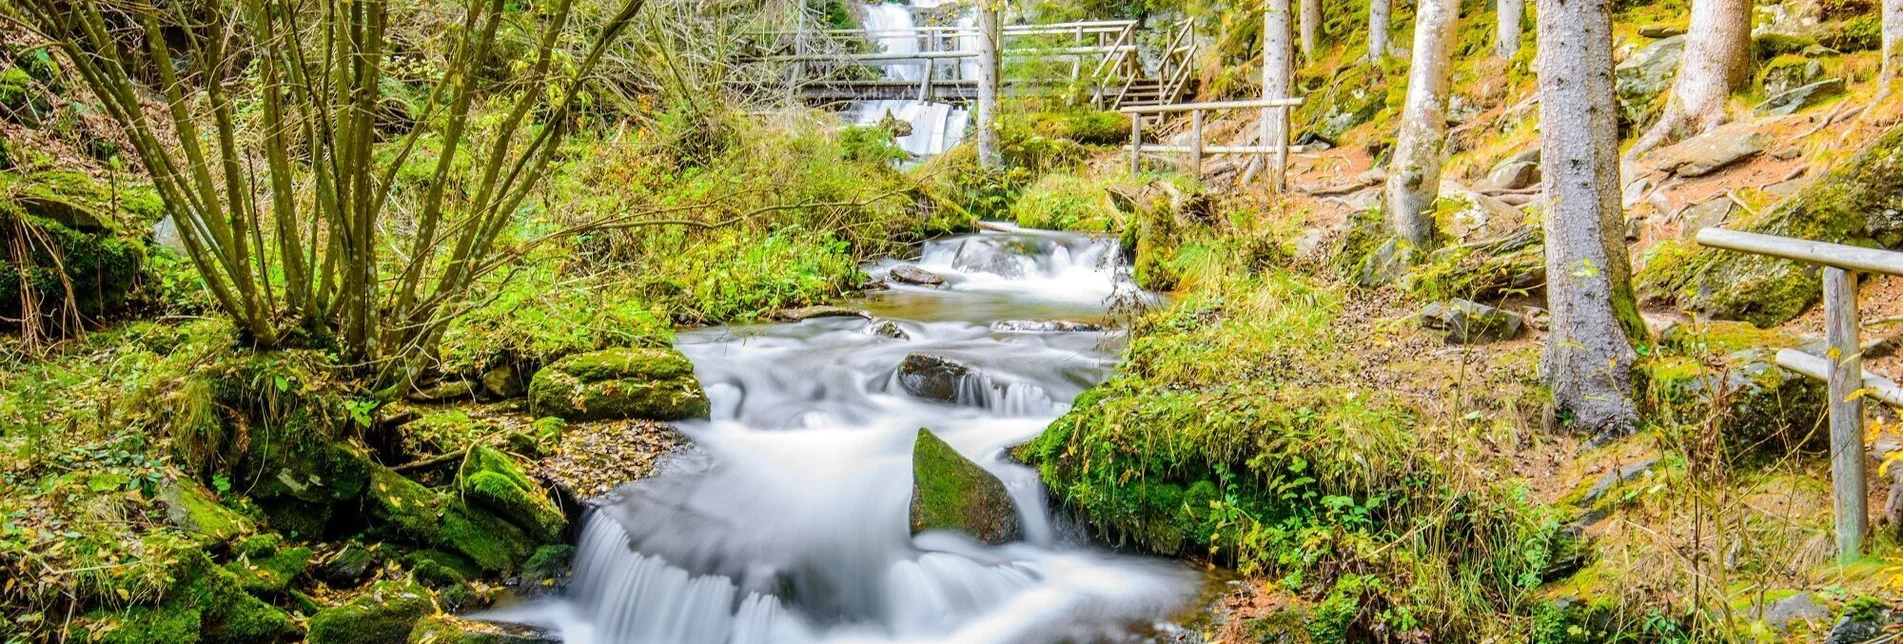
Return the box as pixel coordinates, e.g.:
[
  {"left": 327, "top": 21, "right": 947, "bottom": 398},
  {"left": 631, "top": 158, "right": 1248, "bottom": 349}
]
[
  {"left": 491, "top": 227, "right": 1197, "bottom": 643},
  {"left": 850, "top": 2, "right": 971, "bottom": 158}
]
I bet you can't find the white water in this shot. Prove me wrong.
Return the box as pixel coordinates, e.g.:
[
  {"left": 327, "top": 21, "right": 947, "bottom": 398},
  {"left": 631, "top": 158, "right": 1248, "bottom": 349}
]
[
  {"left": 850, "top": 2, "right": 971, "bottom": 158},
  {"left": 486, "top": 229, "right": 1192, "bottom": 643}
]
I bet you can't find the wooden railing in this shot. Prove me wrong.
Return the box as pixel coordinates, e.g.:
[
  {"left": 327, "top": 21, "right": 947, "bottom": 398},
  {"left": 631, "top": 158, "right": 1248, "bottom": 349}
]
[
  {"left": 1119, "top": 98, "right": 1305, "bottom": 180},
  {"left": 1695, "top": 226, "right": 1903, "bottom": 562}
]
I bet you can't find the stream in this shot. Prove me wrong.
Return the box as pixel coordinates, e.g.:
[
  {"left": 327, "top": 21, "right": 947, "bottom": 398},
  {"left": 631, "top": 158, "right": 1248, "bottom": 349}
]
[{"left": 492, "top": 227, "right": 1200, "bottom": 642}]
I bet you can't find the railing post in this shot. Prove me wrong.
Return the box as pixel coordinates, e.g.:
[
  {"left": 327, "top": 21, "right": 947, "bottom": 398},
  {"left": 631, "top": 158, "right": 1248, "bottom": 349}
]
[
  {"left": 1825, "top": 266, "right": 1867, "bottom": 562},
  {"left": 1190, "top": 109, "right": 1204, "bottom": 176},
  {"left": 1130, "top": 113, "right": 1142, "bottom": 175}
]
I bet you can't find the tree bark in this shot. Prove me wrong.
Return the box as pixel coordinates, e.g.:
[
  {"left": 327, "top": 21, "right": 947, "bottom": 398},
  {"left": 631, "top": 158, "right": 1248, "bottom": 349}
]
[
  {"left": 1630, "top": 0, "right": 1752, "bottom": 155},
  {"left": 1300, "top": 0, "right": 1321, "bottom": 60},
  {"left": 976, "top": 0, "right": 1002, "bottom": 169},
  {"left": 1383, "top": 0, "right": 1458, "bottom": 246},
  {"left": 1536, "top": 0, "right": 1641, "bottom": 436},
  {"left": 1369, "top": 0, "right": 1391, "bottom": 60},
  {"left": 1882, "top": 0, "right": 1903, "bottom": 97},
  {"left": 1497, "top": 0, "right": 1524, "bottom": 59},
  {"left": 1262, "top": 0, "right": 1295, "bottom": 191}
]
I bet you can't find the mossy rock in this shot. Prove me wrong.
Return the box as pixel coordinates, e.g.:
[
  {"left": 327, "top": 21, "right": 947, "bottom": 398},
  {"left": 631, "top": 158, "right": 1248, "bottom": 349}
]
[
  {"left": 527, "top": 347, "right": 710, "bottom": 421},
  {"left": 85, "top": 602, "right": 203, "bottom": 644},
  {"left": 518, "top": 544, "right": 573, "bottom": 593},
  {"left": 308, "top": 579, "right": 439, "bottom": 644},
  {"left": 224, "top": 533, "right": 312, "bottom": 594},
  {"left": 101, "top": 549, "right": 296, "bottom": 644},
  {"left": 366, "top": 466, "right": 536, "bottom": 572},
  {"left": 505, "top": 418, "right": 565, "bottom": 459},
  {"left": 406, "top": 615, "right": 558, "bottom": 644},
  {"left": 0, "top": 171, "right": 148, "bottom": 325},
  {"left": 405, "top": 550, "right": 480, "bottom": 588},
  {"left": 909, "top": 428, "right": 1021, "bottom": 545},
  {"left": 456, "top": 446, "right": 566, "bottom": 543},
  {"left": 1635, "top": 123, "right": 1903, "bottom": 326},
  {"left": 157, "top": 480, "right": 255, "bottom": 545}
]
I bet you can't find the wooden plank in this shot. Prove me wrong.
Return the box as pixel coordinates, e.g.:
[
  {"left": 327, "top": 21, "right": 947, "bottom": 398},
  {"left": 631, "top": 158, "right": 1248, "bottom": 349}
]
[
  {"left": 1120, "top": 144, "right": 1324, "bottom": 154},
  {"left": 1190, "top": 110, "right": 1204, "bottom": 175},
  {"left": 1130, "top": 113, "right": 1142, "bottom": 175},
  {"left": 1695, "top": 227, "right": 1903, "bottom": 277},
  {"left": 1119, "top": 97, "right": 1304, "bottom": 114},
  {"left": 1825, "top": 266, "right": 1867, "bottom": 562},
  {"left": 1775, "top": 349, "right": 1903, "bottom": 408}
]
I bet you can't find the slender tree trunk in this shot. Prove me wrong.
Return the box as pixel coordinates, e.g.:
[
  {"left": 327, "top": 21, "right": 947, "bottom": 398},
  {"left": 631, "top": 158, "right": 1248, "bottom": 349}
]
[
  {"left": 1262, "top": 0, "right": 1294, "bottom": 191},
  {"left": 1882, "top": 0, "right": 1903, "bottom": 98},
  {"left": 1299, "top": 0, "right": 1321, "bottom": 60},
  {"left": 976, "top": 0, "right": 1002, "bottom": 169},
  {"left": 1537, "top": 0, "right": 1641, "bottom": 436},
  {"left": 1383, "top": 0, "right": 1458, "bottom": 246},
  {"left": 1497, "top": 0, "right": 1524, "bottom": 59},
  {"left": 1630, "top": 0, "right": 1752, "bottom": 155},
  {"left": 1369, "top": 0, "right": 1391, "bottom": 60}
]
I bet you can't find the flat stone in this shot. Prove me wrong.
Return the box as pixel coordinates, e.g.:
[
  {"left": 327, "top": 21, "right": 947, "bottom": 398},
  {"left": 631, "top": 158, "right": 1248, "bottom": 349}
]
[
  {"left": 407, "top": 379, "right": 477, "bottom": 403},
  {"left": 1616, "top": 36, "right": 1684, "bottom": 122},
  {"left": 990, "top": 320, "right": 1104, "bottom": 332},
  {"left": 1418, "top": 299, "right": 1525, "bottom": 344},
  {"left": 779, "top": 305, "right": 872, "bottom": 321},
  {"left": 1578, "top": 458, "right": 1659, "bottom": 506},
  {"left": 889, "top": 263, "right": 946, "bottom": 286},
  {"left": 1756, "top": 593, "right": 1829, "bottom": 632},
  {"left": 1652, "top": 124, "right": 1768, "bottom": 177},
  {"left": 1484, "top": 161, "right": 1540, "bottom": 191},
  {"left": 1679, "top": 199, "right": 1734, "bottom": 238},
  {"left": 1638, "top": 23, "right": 1687, "bottom": 38},
  {"left": 1827, "top": 614, "right": 1885, "bottom": 644},
  {"left": 1754, "top": 78, "right": 1845, "bottom": 116}
]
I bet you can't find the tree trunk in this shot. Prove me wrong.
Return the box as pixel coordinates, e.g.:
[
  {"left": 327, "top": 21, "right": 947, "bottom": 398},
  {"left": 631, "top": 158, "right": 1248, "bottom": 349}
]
[
  {"left": 1497, "top": 0, "right": 1523, "bottom": 59},
  {"left": 1369, "top": 0, "right": 1391, "bottom": 60},
  {"left": 1262, "top": 0, "right": 1295, "bottom": 191},
  {"left": 1536, "top": 0, "right": 1641, "bottom": 436},
  {"left": 1630, "top": 0, "right": 1752, "bottom": 155},
  {"left": 1383, "top": 0, "right": 1458, "bottom": 246},
  {"left": 976, "top": 0, "right": 1002, "bottom": 169},
  {"left": 1882, "top": 0, "right": 1903, "bottom": 97},
  {"left": 1300, "top": 0, "right": 1321, "bottom": 60}
]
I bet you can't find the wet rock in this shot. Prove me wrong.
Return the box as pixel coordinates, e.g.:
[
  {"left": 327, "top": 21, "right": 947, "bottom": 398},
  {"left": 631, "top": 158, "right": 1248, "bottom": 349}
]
[
  {"left": 481, "top": 365, "right": 524, "bottom": 400},
  {"left": 1652, "top": 124, "right": 1768, "bottom": 177},
  {"left": 896, "top": 353, "right": 974, "bottom": 402},
  {"left": 952, "top": 238, "right": 1040, "bottom": 278},
  {"left": 889, "top": 263, "right": 945, "bottom": 286},
  {"left": 1615, "top": 36, "right": 1684, "bottom": 123},
  {"left": 408, "top": 379, "right": 476, "bottom": 403},
  {"left": 157, "top": 480, "right": 255, "bottom": 545},
  {"left": 909, "top": 428, "right": 1021, "bottom": 545},
  {"left": 1678, "top": 199, "right": 1735, "bottom": 238},
  {"left": 1754, "top": 78, "right": 1844, "bottom": 116},
  {"left": 518, "top": 544, "right": 574, "bottom": 595},
  {"left": 1756, "top": 592, "right": 1830, "bottom": 632},
  {"left": 528, "top": 347, "right": 710, "bottom": 422},
  {"left": 308, "top": 579, "right": 437, "bottom": 644},
  {"left": 408, "top": 614, "right": 559, "bottom": 643},
  {"left": 778, "top": 305, "right": 871, "bottom": 321},
  {"left": 1418, "top": 299, "right": 1525, "bottom": 344},
  {"left": 366, "top": 465, "right": 537, "bottom": 572},
  {"left": 990, "top": 319, "right": 1104, "bottom": 333},
  {"left": 867, "top": 319, "right": 908, "bottom": 340}
]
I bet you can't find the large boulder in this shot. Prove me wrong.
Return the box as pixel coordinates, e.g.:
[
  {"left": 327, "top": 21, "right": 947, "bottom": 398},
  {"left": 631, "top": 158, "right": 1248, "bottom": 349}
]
[
  {"left": 1650, "top": 124, "right": 1768, "bottom": 177},
  {"left": 909, "top": 428, "right": 1021, "bottom": 545},
  {"left": 1754, "top": 78, "right": 1844, "bottom": 116},
  {"left": 1615, "top": 36, "right": 1685, "bottom": 125},
  {"left": 528, "top": 348, "right": 709, "bottom": 422},
  {"left": 896, "top": 353, "right": 975, "bottom": 402},
  {"left": 157, "top": 480, "right": 256, "bottom": 545},
  {"left": 457, "top": 446, "right": 566, "bottom": 543},
  {"left": 366, "top": 466, "right": 537, "bottom": 572},
  {"left": 84, "top": 549, "right": 296, "bottom": 644},
  {"left": 1418, "top": 299, "right": 1525, "bottom": 344},
  {"left": 308, "top": 579, "right": 437, "bottom": 644}
]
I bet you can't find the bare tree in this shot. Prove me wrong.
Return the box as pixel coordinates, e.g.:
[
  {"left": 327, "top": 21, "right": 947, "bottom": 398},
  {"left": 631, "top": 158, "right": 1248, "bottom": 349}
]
[
  {"left": 1630, "top": 0, "right": 1752, "bottom": 155},
  {"left": 1537, "top": 0, "right": 1642, "bottom": 435},
  {"left": 1882, "top": 0, "right": 1903, "bottom": 98},
  {"left": 1383, "top": 0, "right": 1459, "bottom": 246},
  {"left": 977, "top": 0, "right": 1002, "bottom": 169},
  {"left": 1369, "top": 0, "right": 1391, "bottom": 60},
  {"left": 1299, "top": 0, "right": 1320, "bottom": 60},
  {"left": 1261, "top": 0, "right": 1295, "bottom": 190},
  {"left": 1497, "top": 0, "right": 1524, "bottom": 58}
]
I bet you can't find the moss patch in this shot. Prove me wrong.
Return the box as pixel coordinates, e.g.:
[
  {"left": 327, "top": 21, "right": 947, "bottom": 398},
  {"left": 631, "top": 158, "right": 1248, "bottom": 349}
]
[
  {"left": 909, "top": 428, "right": 1021, "bottom": 544},
  {"left": 527, "top": 347, "right": 710, "bottom": 421},
  {"left": 307, "top": 579, "right": 437, "bottom": 644}
]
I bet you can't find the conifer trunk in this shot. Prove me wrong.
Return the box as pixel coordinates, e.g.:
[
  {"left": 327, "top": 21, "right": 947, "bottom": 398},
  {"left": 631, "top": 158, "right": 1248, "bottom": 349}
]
[
  {"left": 1630, "top": 0, "right": 1751, "bottom": 155},
  {"left": 1369, "top": 0, "right": 1391, "bottom": 60},
  {"left": 976, "top": 0, "right": 1002, "bottom": 169},
  {"left": 1300, "top": 0, "right": 1321, "bottom": 60},
  {"left": 1383, "top": 0, "right": 1459, "bottom": 246},
  {"left": 1882, "top": 0, "right": 1903, "bottom": 96},
  {"left": 1262, "top": 0, "right": 1295, "bottom": 190},
  {"left": 1497, "top": 0, "right": 1524, "bottom": 58}
]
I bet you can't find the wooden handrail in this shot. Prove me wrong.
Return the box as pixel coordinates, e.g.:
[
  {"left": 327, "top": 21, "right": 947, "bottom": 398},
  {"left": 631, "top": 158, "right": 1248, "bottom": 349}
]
[
  {"left": 1776, "top": 349, "right": 1903, "bottom": 408},
  {"left": 1695, "top": 227, "right": 1903, "bottom": 276},
  {"left": 1120, "top": 97, "right": 1303, "bottom": 113}
]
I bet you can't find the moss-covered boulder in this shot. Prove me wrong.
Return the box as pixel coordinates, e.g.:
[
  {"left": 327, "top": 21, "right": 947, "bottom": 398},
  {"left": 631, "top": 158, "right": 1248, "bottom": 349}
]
[
  {"left": 406, "top": 615, "right": 558, "bottom": 644},
  {"left": 527, "top": 347, "right": 710, "bottom": 421},
  {"left": 366, "top": 466, "right": 536, "bottom": 572},
  {"left": 1644, "top": 322, "right": 1825, "bottom": 458},
  {"left": 457, "top": 446, "right": 566, "bottom": 543},
  {"left": 308, "top": 579, "right": 438, "bottom": 644},
  {"left": 0, "top": 171, "right": 151, "bottom": 326},
  {"left": 83, "top": 548, "right": 296, "bottom": 644},
  {"left": 85, "top": 602, "right": 202, "bottom": 644},
  {"left": 1636, "top": 123, "right": 1903, "bottom": 326},
  {"left": 909, "top": 428, "right": 1021, "bottom": 545},
  {"left": 224, "top": 533, "right": 312, "bottom": 594},
  {"left": 157, "top": 480, "right": 255, "bottom": 545}
]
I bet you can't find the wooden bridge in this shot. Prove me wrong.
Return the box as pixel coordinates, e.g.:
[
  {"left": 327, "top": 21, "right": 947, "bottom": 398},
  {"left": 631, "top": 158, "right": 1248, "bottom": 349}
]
[{"left": 749, "top": 19, "right": 1197, "bottom": 110}]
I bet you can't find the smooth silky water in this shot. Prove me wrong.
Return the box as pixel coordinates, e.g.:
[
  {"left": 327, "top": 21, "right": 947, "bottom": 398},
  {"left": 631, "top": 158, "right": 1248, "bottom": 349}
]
[{"left": 482, "top": 227, "right": 1198, "bottom": 643}]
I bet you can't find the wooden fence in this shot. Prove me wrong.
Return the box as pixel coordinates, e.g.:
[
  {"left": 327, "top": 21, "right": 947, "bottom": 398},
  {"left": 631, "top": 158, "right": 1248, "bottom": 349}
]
[{"left": 1118, "top": 97, "right": 1305, "bottom": 182}]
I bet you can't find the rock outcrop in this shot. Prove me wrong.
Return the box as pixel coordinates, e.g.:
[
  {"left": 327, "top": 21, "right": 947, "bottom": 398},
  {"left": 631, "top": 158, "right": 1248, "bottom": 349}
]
[
  {"left": 528, "top": 347, "right": 710, "bottom": 421},
  {"left": 909, "top": 428, "right": 1021, "bottom": 545}
]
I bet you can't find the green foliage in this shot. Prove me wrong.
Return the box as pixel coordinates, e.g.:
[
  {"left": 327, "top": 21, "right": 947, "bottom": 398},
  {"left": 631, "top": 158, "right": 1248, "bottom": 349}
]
[
  {"left": 437, "top": 262, "right": 673, "bottom": 377},
  {"left": 1017, "top": 110, "right": 1131, "bottom": 145},
  {"left": 633, "top": 227, "right": 863, "bottom": 324},
  {"left": 1011, "top": 173, "right": 1121, "bottom": 232}
]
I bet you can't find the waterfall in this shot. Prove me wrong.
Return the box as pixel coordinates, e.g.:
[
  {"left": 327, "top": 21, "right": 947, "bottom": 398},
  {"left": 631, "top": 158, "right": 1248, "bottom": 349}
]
[{"left": 851, "top": 2, "right": 971, "bottom": 159}]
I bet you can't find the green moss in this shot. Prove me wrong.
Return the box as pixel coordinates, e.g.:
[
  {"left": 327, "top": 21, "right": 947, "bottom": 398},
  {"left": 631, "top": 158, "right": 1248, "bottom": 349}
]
[
  {"left": 909, "top": 428, "right": 1020, "bottom": 544},
  {"left": 519, "top": 544, "right": 573, "bottom": 591},
  {"left": 368, "top": 466, "right": 536, "bottom": 571},
  {"left": 405, "top": 615, "right": 551, "bottom": 644},
  {"left": 156, "top": 549, "right": 295, "bottom": 644},
  {"left": 86, "top": 602, "right": 202, "bottom": 644},
  {"left": 307, "top": 579, "right": 437, "bottom": 644},
  {"left": 157, "top": 480, "right": 256, "bottom": 545},
  {"left": 406, "top": 550, "right": 479, "bottom": 587},
  {"left": 1011, "top": 173, "right": 1121, "bottom": 232},
  {"left": 1018, "top": 109, "right": 1130, "bottom": 145},
  {"left": 527, "top": 347, "right": 711, "bottom": 421},
  {"left": 224, "top": 534, "right": 312, "bottom": 594},
  {"left": 458, "top": 446, "right": 565, "bottom": 542}
]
